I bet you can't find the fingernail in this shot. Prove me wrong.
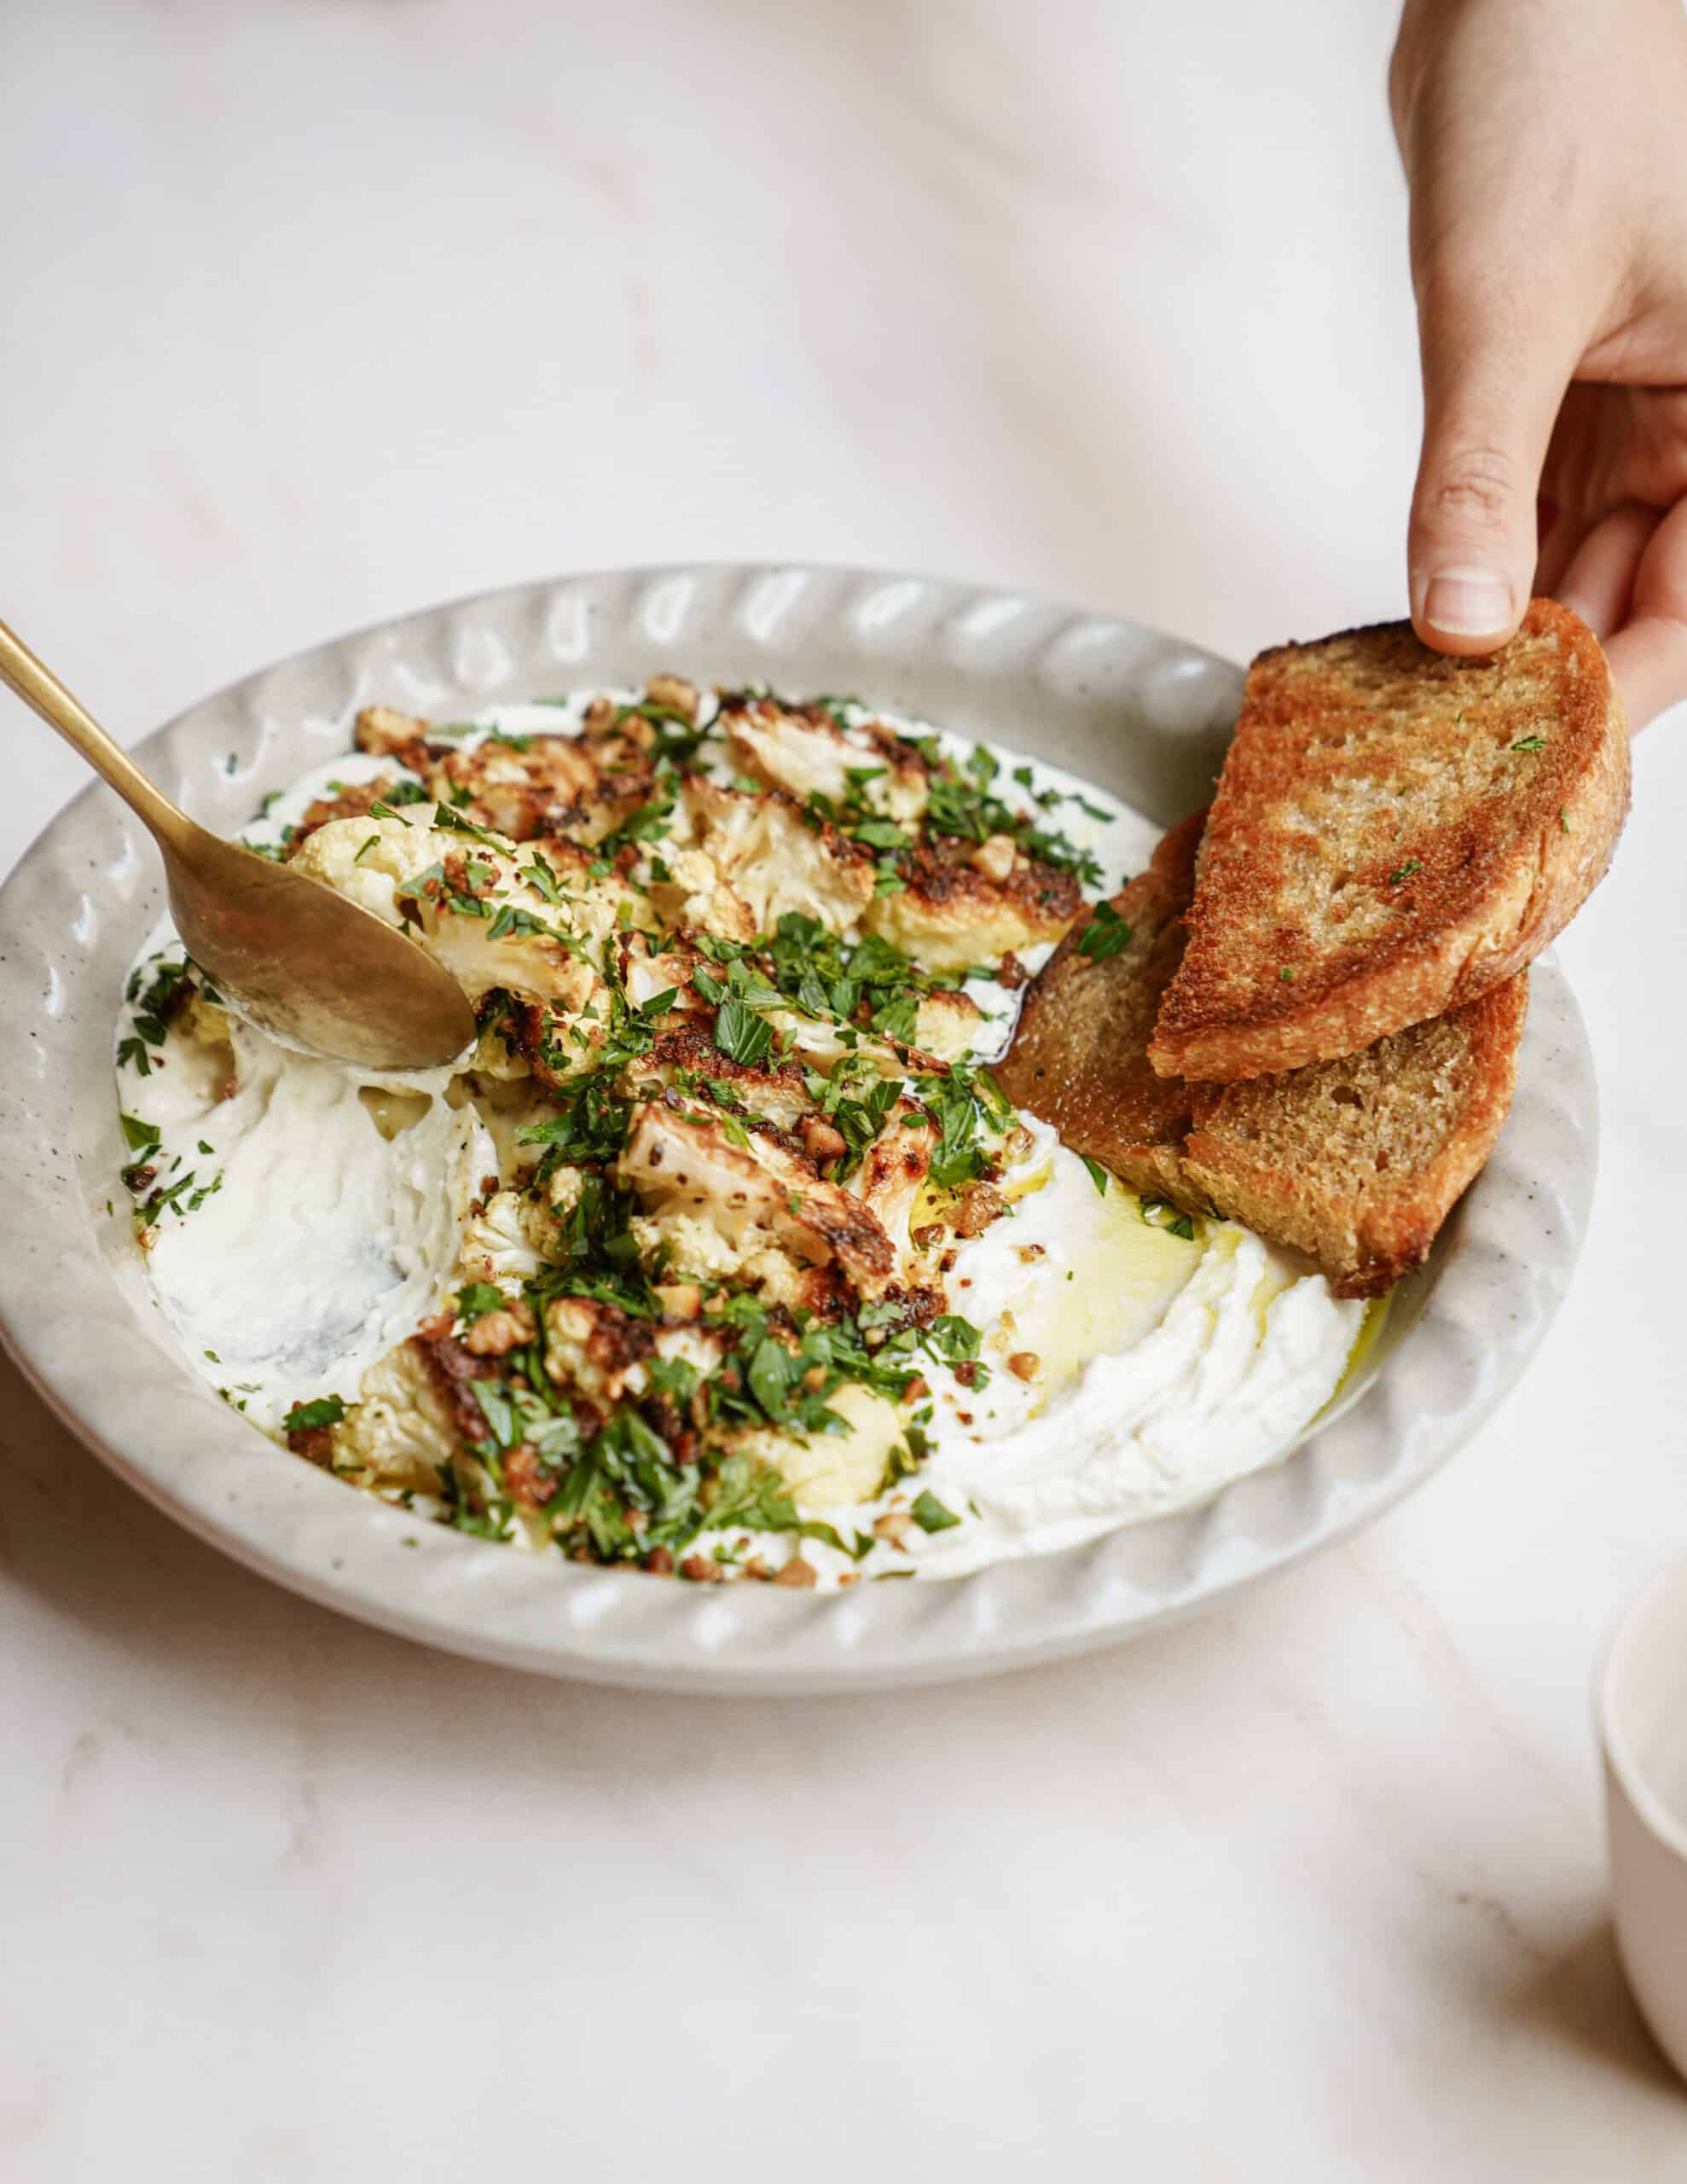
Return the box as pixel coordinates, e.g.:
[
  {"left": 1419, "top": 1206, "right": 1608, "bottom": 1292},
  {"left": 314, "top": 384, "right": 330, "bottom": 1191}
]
[{"left": 1418, "top": 566, "right": 1514, "bottom": 638}]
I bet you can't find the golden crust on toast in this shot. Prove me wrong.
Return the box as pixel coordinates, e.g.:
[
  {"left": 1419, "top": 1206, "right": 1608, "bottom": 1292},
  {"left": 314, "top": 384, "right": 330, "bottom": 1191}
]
[
  {"left": 1000, "top": 811, "right": 1528, "bottom": 1296},
  {"left": 1148, "top": 600, "right": 1625, "bottom": 1082},
  {"left": 1180, "top": 974, "right": 1528, "bottom": 1297}
]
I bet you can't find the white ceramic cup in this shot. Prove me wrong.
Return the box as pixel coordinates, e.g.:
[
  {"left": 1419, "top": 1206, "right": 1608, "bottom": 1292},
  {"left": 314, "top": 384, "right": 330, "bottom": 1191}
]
[{"left": 1599, "top": 1549, "right": 1687, "bottom": 2079}]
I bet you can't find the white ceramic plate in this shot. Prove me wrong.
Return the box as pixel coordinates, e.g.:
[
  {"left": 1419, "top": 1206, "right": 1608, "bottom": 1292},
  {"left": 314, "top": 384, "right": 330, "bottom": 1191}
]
[{"left": 0, "top": 566, "right": 1597, "bottom": 1693}]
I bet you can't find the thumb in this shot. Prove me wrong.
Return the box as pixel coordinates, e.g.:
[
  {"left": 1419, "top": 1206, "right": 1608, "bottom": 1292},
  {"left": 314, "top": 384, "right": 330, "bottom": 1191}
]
[{"left": 1408, "top": 279, "right": 1576, "bottom": 654}]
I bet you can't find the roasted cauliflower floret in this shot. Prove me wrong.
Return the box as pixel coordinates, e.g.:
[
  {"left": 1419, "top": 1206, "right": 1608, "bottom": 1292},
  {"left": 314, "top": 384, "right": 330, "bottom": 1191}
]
[
  {"left": 288, "top": 807, "right": 448, "bottom": 920},
  {"left": 913, "top": 988, "right": 988, "bottom": 1062},
  {"left": 541, "top": 1292, "right": 736, "bottom": 1410},
  {"left": 644, "top": 845, "right": 756, "bottom": 942},
  {"left": 615, "top": 931, "right": 719, "bottom": 1018},
  {"left": 467, "top": 993, "right": 532, "bottom": 1082},
  {"left": 292, "top": 813, "right": 613, "bottom": 1026},
  {"left": 291, "top": 774, "right": 407, "bottom": 851},
  {"left": 679, "top": 781, "right": 873, "bottom": 935},
  {"left": 617, "top": 1102, "right": 896, "bottom": 1298},
  {"left": 334, "top": 1338, "right": 461, "bottom": 1490},
  {"left": 354, "top": 705, "right": 433, "bottom": 761},
  {"left": 641, "top": 673, "right": 703, "bottom": 724},
  {"left": 542, "top": 1295, "right": 657, "bottom": 1406},
  {"left": 508, "top": 1163, "right": 589, "bottom": 1262},
  {"left": 846, "top": 1102, "right": 938, "bottom": 1260},
  {"left": 863, "top": 844, "right": 1083, "bottom": 973},
  {"left": 621, "top": 1023, "right": 818, "bottom": 1133},
  {"left": 722, "top": 699, "right": 929, "bottom": 825},
  {"left": 427, "top": 730, "right": 656, "bottom": 846},
  {"left": 458, "top": 1190, "right": 547, "bottom": 1285}
]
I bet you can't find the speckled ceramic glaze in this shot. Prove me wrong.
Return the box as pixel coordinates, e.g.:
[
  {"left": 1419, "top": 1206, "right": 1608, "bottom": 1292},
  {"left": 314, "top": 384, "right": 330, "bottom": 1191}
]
[{"left": 0, "top": 566, "right": 1598, "bottom": 1693}]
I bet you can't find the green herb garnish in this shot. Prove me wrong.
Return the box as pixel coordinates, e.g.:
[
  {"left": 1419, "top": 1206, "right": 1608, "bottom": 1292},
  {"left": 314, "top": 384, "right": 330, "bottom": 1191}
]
[
  {"left": 1077, "top": 901, "right": 1132, "bottom": 961},
  {"left": 283, "top": 1395, "right": 346, "bottom": 1432},
  {"left": 910, "top": 1490, "right": 961, "bottom": 1534}
]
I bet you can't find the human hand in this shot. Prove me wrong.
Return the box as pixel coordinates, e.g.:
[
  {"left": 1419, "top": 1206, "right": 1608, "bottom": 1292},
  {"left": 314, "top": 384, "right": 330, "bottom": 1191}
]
[{"left": 1392, "top": 0, "right": 1687, "bottom": 727}]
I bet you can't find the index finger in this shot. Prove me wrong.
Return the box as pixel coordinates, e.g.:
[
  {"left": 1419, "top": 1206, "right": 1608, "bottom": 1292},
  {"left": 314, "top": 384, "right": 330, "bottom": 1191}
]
[{"left": 1603, "top": 497, "right": 1687, "bottom": 730}]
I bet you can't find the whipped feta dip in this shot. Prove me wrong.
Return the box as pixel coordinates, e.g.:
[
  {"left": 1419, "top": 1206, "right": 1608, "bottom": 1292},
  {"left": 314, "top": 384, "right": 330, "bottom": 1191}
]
[
  {"left": 119, "top": 971, "right": 491, "bottom": 1432},
  {"left": 113, "top": 682, "right": 1366, "bottom": 1584},
  {"left": 745, "top": 1118, "right": 1365, "bottom": 1580}
]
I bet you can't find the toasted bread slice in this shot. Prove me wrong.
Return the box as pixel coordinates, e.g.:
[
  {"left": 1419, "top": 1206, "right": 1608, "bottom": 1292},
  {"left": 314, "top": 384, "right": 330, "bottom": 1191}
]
[
  {"left": 1180, "top": 977, "right": 1527, "bottom": 1296},
  {"left": 994, "top": 813, "right": 1202, "bottom": 1202},
  {"left": 1148, "top": 600, "right": 1624, "bottom": 1082},
  {"left": 998, "top": 813, "right": 1528, "bottom": 1296}
]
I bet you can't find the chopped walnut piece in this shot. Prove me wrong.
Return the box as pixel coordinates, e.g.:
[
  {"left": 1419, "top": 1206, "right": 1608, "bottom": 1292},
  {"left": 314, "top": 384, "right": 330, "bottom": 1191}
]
[
  {"left": 644, "top": 1547, "right": 675, "bottom": 1576},
  {"left": 287, "top": 1426, "right": 336, "bottom": 1468},
  {"left": 872, "top": 1509, "right": 914, "bottom": 1548},
  {"left": 948, "top": 1181, "right": 1008, "bottom": 1238},
  {"left": 461, "top": 1300, "right": 538, "bottom": 1356},
  {"left": 971, "top": 834, "right": 1017, "bottom": 884},
  {"left": 774, "top": 1554, "right": 819, "bottom": 1589},
  {"left": 681, "top": 1553, "right": 725, "bottom": 1583},
  {"left": 1007, "top": 1351, "right": 1041, "bottom": 1382},
  {"left": 505, "top": 1443, "right": 557, "bottom": 1509},
  {"left": 911, "top": 1222, "right": 945, "bottom": 1251},
  {"left": 798, "top": 1115, "right": 849, "bottom": 1164}
]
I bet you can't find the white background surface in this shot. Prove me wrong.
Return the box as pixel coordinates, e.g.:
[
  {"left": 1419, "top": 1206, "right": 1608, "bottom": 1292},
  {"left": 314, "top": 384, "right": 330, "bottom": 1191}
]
[{"left": 3, "top": 1, "right": 1686, "bottom": 2175}]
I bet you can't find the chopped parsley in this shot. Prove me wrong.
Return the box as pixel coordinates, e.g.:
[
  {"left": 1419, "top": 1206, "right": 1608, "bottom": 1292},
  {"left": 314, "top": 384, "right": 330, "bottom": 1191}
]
[
  {"left": 713, "top": 995, "right": 774, "bottom": 1067},
  {"left": 910, "top": 1490, "right": 961, "bottom": 1534},
  {"left": 919, "top": 743, "right": 1102, "bottom": 886},
  {"left": 1077, "top": 901, "right": 1132, "bottom": 961},
  {"left": 283, "top": 1395, "right": 346, "bottom": 1432}
]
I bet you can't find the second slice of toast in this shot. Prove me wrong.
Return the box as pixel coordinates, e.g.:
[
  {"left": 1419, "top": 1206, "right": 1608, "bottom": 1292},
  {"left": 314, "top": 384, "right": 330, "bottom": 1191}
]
[{"left": 995, "top": 812, "right": 1527, "bottom": 1297}]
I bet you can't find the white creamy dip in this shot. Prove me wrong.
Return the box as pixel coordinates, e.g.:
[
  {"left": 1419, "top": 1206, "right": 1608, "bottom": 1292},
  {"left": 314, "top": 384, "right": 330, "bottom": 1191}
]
[
  {"left": 733, "top": 1118, "right": 1365, "bottom": 1580},
  {"left": 122, "top": 985, "right": 492, "bottom": 1432},
  {"left": 113, "top": 691, "right": 1365, "bottom": 1581}
]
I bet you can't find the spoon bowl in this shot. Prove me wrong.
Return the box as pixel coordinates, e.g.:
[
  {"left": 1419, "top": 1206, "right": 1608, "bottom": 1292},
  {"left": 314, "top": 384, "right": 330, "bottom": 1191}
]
[{"left": 2, "top": 617, "right": 477, "bottom": 1071}]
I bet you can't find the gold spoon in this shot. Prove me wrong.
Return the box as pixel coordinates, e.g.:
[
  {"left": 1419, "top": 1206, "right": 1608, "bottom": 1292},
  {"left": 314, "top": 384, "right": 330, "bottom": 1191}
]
[{"left": 0, "top": 618, "right": 478, "bottom": 1071}]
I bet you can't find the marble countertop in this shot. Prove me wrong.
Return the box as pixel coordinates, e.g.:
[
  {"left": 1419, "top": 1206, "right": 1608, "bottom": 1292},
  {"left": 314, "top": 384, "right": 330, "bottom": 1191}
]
[{"left": 3, "top": 0, "right": 1686, "bottom": 2174}]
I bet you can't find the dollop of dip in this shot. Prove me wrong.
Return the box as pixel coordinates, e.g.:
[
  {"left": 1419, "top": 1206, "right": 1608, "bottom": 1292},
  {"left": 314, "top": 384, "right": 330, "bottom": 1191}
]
[{"left": 113, "top": 684, "right": 1365, "bottom": 1585}]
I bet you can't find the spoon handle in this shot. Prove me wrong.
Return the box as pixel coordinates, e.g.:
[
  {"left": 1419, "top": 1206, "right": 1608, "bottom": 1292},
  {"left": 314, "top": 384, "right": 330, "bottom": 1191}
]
[{"left": 0, "top": 616, "right": 189, "bottom": 846}]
